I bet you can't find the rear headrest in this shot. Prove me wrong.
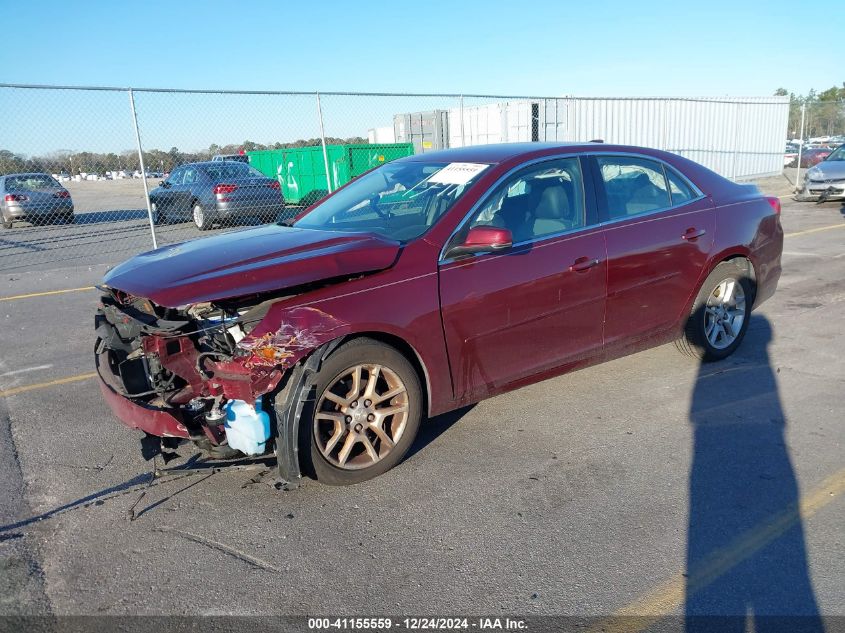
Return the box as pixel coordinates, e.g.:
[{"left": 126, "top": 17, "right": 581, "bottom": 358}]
[{"left": 631, "top": 172, "right": 653, "bottom": 191}]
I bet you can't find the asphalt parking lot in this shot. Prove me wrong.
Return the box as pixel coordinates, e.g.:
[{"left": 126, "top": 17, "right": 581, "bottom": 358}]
[{"left": 0, "top": 179, "right": 843, "bottom": 626}]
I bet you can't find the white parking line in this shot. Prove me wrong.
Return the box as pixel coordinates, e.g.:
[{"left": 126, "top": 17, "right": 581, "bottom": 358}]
[{"left": 0, "top": 364, "right": 53, "bottom": 379}]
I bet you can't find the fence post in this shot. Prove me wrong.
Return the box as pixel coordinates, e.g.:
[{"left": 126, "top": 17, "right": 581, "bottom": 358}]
[
  {"left": 460, "top": 94, "right": 465, "bottom": 147},
  {"left": 315, "top": 92, "right": 333, "bottom": 194},
  {"left": 731, "top": 102, "right": 741, "bottom": 180},
  {"left": 794, "top": 101, "right": 806, "bottom": 189},
  {"left": 128, "top": 88, "right": 157, "bottom": 250}
]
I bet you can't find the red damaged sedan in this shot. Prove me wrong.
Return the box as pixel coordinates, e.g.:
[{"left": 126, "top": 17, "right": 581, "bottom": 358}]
[{"left": 95, "top": 143, "right": 783, "bottom": 486}]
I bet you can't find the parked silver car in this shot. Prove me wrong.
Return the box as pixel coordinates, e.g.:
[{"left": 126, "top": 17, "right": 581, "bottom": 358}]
[
  {"left": 0, "top": 173, "right": 75, "bottom": 228},
  {"left": 798, "top": 144, "right": 845, "bottom": 201},
  {"left": 149, "top": 161, "right": 285, "bottom": 230}
]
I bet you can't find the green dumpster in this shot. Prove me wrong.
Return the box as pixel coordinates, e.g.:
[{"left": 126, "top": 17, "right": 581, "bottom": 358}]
[{"left": 247, "top": 143, "right": 414, "bottom": 206}]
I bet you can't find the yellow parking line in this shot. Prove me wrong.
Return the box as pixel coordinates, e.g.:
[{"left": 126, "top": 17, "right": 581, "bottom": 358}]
[
  {"left": 785, "top": 224, "right": 845, "bottom": 238},
  {"left": 0, "top": 372, "right": 97, "bottom": 398},
  {"left": 0, "top": 286, "right": 95, "bottom": 302},
  {"left": 589, "top": 466, "right": 845, "bottom": 633}
]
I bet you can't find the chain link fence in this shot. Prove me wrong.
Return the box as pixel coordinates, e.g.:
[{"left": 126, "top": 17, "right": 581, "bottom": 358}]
[
  {"left": 783, "top": 99, "right": 845, "bottom": 193},
  {"left": 0, "top": 85, "right": 799, "bottom": 273}
]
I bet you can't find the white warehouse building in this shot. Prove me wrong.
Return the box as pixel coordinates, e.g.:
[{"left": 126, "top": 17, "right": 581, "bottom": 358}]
[{"left": 390, "top": 96, "right": 789, "bottom": 180}]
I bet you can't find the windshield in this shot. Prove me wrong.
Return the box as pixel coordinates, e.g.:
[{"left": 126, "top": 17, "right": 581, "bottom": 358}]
[
  {"left": 293, "top": 161, "right": 489, "bottom": 241},
  {"left": 5, "top": 174, "right": 60, "bottom": 190},
  {"left": 825, "top": 144, "right": 845, "bottom": 161}
]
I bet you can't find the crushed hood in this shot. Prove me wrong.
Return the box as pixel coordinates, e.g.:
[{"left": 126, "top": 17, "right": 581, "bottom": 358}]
[{"left": 104, "top": 225, "right": 401, "bottom": 307}]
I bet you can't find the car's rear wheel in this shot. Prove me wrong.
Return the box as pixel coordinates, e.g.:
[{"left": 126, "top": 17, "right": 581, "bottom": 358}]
[
  {"left": 308, "top": 338, "right": 422, "bottom": 485},
  {"left": 193, "top": 202, "right": 212, "bottom": 230},
  {"left": 676, "top": 260, "right": 753, "bottom": 361},
  {"left": 1, "top": 211, "right": 11, "bottom": 229}
]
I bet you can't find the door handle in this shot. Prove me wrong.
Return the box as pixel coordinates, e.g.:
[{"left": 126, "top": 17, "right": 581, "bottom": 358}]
[
  {"left": 682, "top": 228, "right": 707, "bottom": 240},
  {"left": 570, "top": 256, "right": 601, "bottom": 272}
]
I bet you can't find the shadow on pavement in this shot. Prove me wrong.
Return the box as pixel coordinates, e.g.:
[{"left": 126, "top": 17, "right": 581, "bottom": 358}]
[
  {"left": 405, "top": 405, "right": 475, "bottom": 462},
  {"left": 684, "top": 316, "right": 823, "bottom": 632},
  {"left": 0, "top": 400, "right": 473, "bottom": 531},
  {"left": 74, "top": 209, "right": 148, "bottom": 225},
  {"left": 0, "top": 453, "right": 273, "bottom": 534}
]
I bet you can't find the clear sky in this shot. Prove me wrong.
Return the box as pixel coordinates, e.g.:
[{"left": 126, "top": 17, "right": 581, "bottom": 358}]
[
  {"left": 1, "top": 0, "right": 842, "bottom": 156},
  {"left": 2, "top": 0, "right": 841, "bottom": 96}
]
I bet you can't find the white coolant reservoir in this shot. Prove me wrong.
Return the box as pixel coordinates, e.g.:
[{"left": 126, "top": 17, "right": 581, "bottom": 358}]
[{"left": 223, "top": 397, "right": 271, "bottom": 456}]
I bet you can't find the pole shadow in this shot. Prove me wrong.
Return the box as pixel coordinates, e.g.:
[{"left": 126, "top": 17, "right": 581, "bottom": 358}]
[{"left": 684, "top": 315, "right": 823, "bottom": 632}]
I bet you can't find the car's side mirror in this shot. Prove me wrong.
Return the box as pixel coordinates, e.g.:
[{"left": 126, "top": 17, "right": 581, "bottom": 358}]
[
  {"left": 445, "top": 226, "right": 513, "bottom": 259},
  {"left": 160, "top": 180, "right": 170, "bottom": 188}
]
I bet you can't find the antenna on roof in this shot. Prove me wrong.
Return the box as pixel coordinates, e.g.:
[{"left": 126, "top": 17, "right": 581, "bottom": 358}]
[{"left": 589, "top": 139, "right": 604, "bottom": 143}]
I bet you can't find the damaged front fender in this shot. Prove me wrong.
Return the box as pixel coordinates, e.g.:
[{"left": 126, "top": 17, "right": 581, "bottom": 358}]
[{"left": 234, "top": 306, "right": 347, "bottom": 370}]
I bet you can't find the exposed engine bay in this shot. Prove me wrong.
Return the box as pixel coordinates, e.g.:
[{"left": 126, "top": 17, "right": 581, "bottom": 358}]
[{"left": 94, "top": 285, "right": 342, "bottom": 461}]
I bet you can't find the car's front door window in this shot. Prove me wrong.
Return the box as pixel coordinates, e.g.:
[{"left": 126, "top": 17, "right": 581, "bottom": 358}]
[
  {"left": 166, "top": 169, "right": 184, "bottom": 186},
  {"left": 466, "top": 157, "right": 586, "bottom": 245}
]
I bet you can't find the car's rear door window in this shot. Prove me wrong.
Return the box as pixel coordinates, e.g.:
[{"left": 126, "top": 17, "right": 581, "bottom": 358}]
[
  {"left": 182, "top": 167, "right": 198, "bottom": 185},
  {"left": 665, "top": 167, "right": 696, "bottom": 205},
  {"left": 596, "top": 156, "right": 671, "bottom": 219}
]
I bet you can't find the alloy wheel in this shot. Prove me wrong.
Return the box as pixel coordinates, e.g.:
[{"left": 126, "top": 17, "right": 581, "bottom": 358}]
[
  {"left": 193, "top": 204, "right": 204, "bottom": 228},
  {"left": 704, "top": 278, "right": 746, "bottom": 350},
  {"left": 314, "top": 364, "right": 409, "bottom": 470}
]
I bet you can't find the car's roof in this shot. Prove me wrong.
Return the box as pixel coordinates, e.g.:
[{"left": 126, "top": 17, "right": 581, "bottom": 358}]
[
  {"left": 2, "top": 172, "right": 52, "bottom": 177},
  {"left": 400, "top": 142, "right": 643, "bottom": 164}
]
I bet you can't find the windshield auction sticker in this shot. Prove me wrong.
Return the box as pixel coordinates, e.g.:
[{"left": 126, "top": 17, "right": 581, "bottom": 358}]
[{"left": 428, "top": 163, "right": 490, "bottom": 185}]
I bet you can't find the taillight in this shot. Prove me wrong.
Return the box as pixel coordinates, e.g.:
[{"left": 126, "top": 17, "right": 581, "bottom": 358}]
[
  {"left": 765, "top": 196, "right": 781, "bottom": 215},
  {"left": 213, "top": 184, "right": 238, "bottom": 195},
  {"left": 53, "top": 190, "right": 70, "bottom": 198},
  {"left": 4, "top": 194, "right": 28, "bottom": 202},
  {"left": 267, "top": 180, "right": 281, "bottom": 190}
]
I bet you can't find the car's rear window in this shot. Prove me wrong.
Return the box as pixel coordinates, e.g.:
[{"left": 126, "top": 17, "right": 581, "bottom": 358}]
[
  {"left": 5, "top": 174, "right": 60, "bottom": 190},
  {"left": 203, "top": 163, "right": 264, "bottom": 180}
]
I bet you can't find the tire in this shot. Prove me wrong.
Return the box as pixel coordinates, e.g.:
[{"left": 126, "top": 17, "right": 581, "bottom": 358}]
[
  {"left": 1, "top": 211, "right": 11, "bottom": 229},
  {"left": 64, "top": 214, "right": 75, "bottom": 225},
  {"left": 192, "top": 201, "right": 212, "bottom": 230},
  {"left": 304, "top": 338, "right": 423, "bottom": 485},
  {"left": 152, "top": 203, "right": 167, "bottom": 225},
  {"left": 675, "top": 260, "right": 754, "bottom": 362}
]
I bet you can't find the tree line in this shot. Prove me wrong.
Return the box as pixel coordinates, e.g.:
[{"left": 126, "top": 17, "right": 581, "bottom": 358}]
[
  {"left": 0, "top": 137, "right": 367, "bottom": 176},
  {"left": 775, "top": 84, "right": 845, "bottom": 139}
]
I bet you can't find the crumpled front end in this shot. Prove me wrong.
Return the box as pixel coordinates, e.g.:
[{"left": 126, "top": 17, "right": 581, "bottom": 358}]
[{"left": 95, "top": 286, "right": 343, "bottom": 459}]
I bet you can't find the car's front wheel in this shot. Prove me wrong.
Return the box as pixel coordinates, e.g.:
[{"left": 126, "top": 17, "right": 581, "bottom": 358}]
[
  {"left": 193, "top": 202, "right": 212, "bottom": 230},
  {"left": 307, "top": 338, "right": 422, "bottom": 485},
  {"left": 152, "top": 202, "right": 168, "bottom": 225},
  {"left": 676, "top": 260, "right": 753, "bottom": 361}
]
